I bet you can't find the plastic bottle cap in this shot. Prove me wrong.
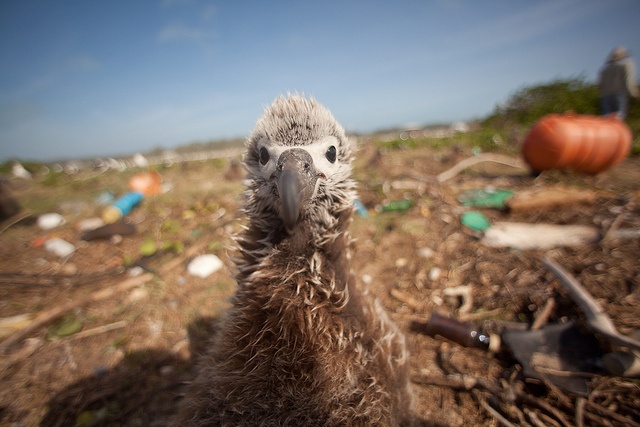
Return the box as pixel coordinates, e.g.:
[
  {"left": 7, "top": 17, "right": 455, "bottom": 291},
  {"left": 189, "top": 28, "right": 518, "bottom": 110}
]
[{"left": 102, "top": 206, "right": 123, "bottom": 224}]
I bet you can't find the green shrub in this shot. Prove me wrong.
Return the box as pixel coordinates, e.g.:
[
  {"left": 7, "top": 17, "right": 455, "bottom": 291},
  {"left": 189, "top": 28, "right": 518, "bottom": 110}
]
[{"left": 483, "top": 77, "right": 600, "bottom": 129}]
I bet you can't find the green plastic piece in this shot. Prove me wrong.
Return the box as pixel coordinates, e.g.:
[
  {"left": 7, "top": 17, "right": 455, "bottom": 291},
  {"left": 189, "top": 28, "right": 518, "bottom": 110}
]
[
  {"left": 458, "top": 188, "right": 513, "bottom": 208},
  {"left": 461, "top": 211, "right": 492, "bottom": 231}
]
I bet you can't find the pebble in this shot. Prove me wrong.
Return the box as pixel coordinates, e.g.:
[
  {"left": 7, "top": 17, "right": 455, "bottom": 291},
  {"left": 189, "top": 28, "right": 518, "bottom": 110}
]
[
  {"left": 60, "top": 263, "right": 78, "bottom": 275},
  {"left": 428, "top": 267, "right": 442, "bottom": 281},
  {"left": 128, "top": 266, "right": 145, "bottom": 277},
  {"left": 160, "top": 365, "right": 174, "bottom": 376},
  {"left": 395, "top": 258, "right": 409, "bottom": 268},
  {"left": 127, "top": 287, "right": 149, "bottom": 303},
  {"left": 416, "top": 247, "right": 435, "bottom": 258}
]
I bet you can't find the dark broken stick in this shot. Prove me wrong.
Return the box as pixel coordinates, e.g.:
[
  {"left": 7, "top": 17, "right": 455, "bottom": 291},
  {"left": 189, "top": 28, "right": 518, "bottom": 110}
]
[{"left": 542, "top": 258, "right": 640, "bottom": 352}]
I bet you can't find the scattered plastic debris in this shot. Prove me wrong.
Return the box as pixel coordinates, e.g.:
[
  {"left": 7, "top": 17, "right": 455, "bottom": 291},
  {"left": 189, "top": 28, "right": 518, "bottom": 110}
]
[
  {"left": 353, "top": 199, "right": 369, "bottom": 217},
  {"left": 458, "top": 188, "right": 513, "bottom": 209},
  {"left": 81, "top": 222, "right": 136, "bottom": 241},
  {"left": 76, "top": 217, "right": 105, "bottom": 233},
  {"left": 603, "top": 350, "right": 640, "bottom": 378},
  {"left": 102, "top": 191, "right": 144, "bottom": 224},
  {"left": 132, "top": 153, "right": 149, "bottom": 168},
  {"left": 411, "top": 311, "right": 497, "bottom": 351},
  {"left": 187, "top": 254, "right": 223, "bottom": 278},
  {"left": 461, "top": 211, "right": 491, "bottom": 231},
  {"left": 128, "top": 170, "right": 162, "bottom": 196},
  {"left": 44, "top": 238, "right": 76, "bottom": 258},
  {"left": 37, "top": 213, "right": 66, "bottom": 230},
  {"left": 379, "top": 199, "right": 413, "bottom": 212},
  {"left": 522, "top": 113, "right": 631, "bottom": 174},
  {"left": 482, "top": 222, "right": 600, "bottom": 250},
  {"left": 502, "top": 321, "right": 602, "bottom": 395},
  {"left": 12, "top": 161, "right": 32, "bottom": 179}
]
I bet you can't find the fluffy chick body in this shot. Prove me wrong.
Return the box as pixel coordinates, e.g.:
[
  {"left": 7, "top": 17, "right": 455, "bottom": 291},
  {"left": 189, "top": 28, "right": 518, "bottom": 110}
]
[{"left": 172, "top": 95, "right": 413, "bottom": 426}]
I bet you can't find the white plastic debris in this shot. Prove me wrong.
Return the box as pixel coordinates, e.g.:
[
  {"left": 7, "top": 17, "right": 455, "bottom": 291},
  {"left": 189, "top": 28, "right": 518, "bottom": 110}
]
[
  {"left": 44, "top": 238, "right": 76, "bottom": 258},
  {"left": 133, "top": 153, "right": 149, "bottom": 168},
  {"left": 481, "top": 222, "right": 599, "bottom": 250},
  {"left": 12, "top": 162, "right": 32, "bottom": 179},
  {"left": 76, "top": 217, "right": 105, "bottom": 233},
  {"left": 37, "top": 213, "right": 66, "bottom": 230},
  {"left": 187, "top": 254, "right": 223, "bottom": 278}
]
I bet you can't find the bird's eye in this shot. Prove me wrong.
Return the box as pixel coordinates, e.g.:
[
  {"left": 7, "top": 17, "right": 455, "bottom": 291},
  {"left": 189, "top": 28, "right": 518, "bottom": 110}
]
[
  {"left": 325, "top": 146, "right": 337, "bottom": 163},
  {"left": 259, "top": 147, "right": 270, "bottom": 165}
]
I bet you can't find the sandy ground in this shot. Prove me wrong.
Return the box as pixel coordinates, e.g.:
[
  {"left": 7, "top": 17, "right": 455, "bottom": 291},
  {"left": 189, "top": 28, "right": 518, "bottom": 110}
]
[{"left": 1, "top": 143, "right": 639, "bottom": 426}]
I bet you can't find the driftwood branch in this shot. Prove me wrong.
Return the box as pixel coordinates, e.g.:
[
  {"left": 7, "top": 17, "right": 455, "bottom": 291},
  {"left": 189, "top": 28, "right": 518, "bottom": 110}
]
[{"left": 436, "top": 153, "right": 527, "bottom": 183}]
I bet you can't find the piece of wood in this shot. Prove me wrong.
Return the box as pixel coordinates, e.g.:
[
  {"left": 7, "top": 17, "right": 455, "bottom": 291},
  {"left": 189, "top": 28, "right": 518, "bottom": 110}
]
[
  {"left": 436, "top": 153, "right": 527, "bottom": 183},
  {"left": 506, "top": 187, "right": 596, "bottom": 212},
  {"left": 531, "top": 298, "right": 555, "bottom": 330},
  {"left": 68, "top": 320, "right": 127, "bottom": 341},
  {"left": 479, "top": 398, "right": 517, "bottom": 427},
  {"left": 390, "top": 288, "right": 423, "bottom": 310}
]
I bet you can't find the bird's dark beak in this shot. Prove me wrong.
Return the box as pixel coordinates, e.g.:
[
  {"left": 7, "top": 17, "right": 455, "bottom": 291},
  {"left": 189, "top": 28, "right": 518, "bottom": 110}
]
[{"left": 274, "top": 149, "right": 320, "bottom": 233}]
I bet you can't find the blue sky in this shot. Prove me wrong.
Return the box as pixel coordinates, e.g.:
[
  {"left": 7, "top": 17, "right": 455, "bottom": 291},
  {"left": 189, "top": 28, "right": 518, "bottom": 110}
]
[{"left": 1, "top": 0, "right": 639, "bottom": 162}]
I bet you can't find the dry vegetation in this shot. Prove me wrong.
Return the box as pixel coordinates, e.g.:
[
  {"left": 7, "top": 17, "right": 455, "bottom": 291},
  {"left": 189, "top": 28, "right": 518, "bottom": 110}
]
[{"left": 1, "top": 140, "right": 639, "bottom": 426}]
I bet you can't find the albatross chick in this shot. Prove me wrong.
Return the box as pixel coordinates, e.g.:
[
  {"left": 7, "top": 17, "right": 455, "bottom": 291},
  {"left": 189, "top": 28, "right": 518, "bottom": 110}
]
[{"left": 172, "top": 94, "right": 414, "bottom": 426}]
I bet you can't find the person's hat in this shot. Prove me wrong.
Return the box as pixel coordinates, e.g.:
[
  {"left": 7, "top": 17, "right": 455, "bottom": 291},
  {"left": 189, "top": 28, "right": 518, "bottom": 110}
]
[{"left": 610, "top": 46, "right": 628, "bottom": 61}]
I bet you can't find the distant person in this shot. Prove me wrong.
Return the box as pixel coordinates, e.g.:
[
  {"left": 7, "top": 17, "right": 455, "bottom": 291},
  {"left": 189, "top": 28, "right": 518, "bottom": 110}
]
[{"left": 598, "top": 46, "right": 639, "bottom": 119}]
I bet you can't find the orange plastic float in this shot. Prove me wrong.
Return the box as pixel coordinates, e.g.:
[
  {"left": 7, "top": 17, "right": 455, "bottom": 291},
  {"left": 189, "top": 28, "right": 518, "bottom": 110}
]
[
  {"left": 522, "top": 113, "right": 632, "bottom": 174},
  {"left": 128, "top": 170, "right": 163, "bottom": 196}
]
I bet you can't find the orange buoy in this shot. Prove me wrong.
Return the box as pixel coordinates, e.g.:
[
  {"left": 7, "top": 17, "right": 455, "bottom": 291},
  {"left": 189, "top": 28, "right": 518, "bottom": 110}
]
[
  {"left": 522, "top": 113, "right": 632, "bottom": 174},
  {"left": 128, "top": 170, "right": 163, "bottom": 196}
]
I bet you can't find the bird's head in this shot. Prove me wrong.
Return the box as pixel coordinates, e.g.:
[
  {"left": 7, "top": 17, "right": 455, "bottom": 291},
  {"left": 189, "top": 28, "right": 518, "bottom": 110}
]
[{"left": 244, "top": 94, "right": 355, "bottom": 234}]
